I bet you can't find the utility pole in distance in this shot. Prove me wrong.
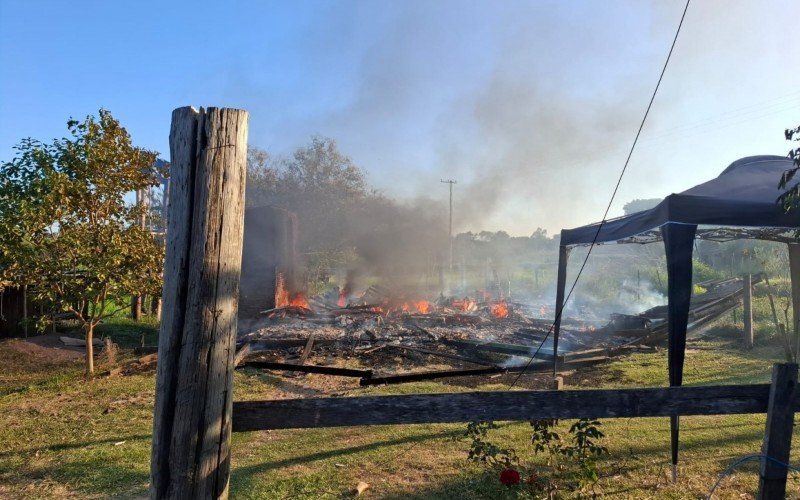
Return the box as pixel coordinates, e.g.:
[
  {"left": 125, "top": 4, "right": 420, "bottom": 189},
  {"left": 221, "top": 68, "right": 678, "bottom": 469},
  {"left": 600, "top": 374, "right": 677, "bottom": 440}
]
[{"left": 441, "top": 179, "right": 456, "bottom": 270}]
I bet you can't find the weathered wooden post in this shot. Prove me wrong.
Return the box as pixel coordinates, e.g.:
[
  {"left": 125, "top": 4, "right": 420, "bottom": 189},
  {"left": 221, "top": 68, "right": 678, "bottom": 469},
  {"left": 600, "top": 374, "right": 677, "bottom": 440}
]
[
  {"left": 743, "top": 274, "right": 753, "bottom": 349},
  {"left": 758, "top": 363, "right": 797, "bottom": 499},
  {"left": 150, "top": 107, "right": 248, "bottom": 499}
]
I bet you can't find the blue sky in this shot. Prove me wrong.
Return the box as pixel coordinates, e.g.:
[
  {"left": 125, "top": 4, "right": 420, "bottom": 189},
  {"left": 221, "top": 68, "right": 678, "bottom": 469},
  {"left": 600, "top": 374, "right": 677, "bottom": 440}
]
[{"left": 1, "top": 0, "right": 798, "bottom": 235}]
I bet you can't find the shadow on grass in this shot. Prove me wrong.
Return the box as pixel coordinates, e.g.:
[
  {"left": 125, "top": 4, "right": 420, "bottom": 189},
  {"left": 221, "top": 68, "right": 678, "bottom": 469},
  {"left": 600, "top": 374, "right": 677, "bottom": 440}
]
[
  {"left": 377, "top": 472, "right": 522, "bottom": 500},
  {"left": 23, "top": 457, "right": 150, "bottom": 497},
  {"left": 238, "top": 369, "right": 329, "bottom": 398},
  {"left": 0, "top": 434, "right": 151, "bottom": 459},
  {"left": 230, "top": 426, "right": 467, "bottom": 495}
]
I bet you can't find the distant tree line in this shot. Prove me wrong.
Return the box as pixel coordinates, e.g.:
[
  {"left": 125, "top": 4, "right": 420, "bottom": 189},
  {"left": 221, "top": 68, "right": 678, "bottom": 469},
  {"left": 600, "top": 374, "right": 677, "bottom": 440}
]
[{"left": 246, "top": 137, "right": 447, "bottom": 285}]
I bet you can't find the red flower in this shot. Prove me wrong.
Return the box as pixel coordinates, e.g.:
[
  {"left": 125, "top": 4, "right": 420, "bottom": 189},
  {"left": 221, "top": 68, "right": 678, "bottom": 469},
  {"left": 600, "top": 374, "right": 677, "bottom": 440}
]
[{"left": 500, "top": 468, "right": 521, "bottom": 486}]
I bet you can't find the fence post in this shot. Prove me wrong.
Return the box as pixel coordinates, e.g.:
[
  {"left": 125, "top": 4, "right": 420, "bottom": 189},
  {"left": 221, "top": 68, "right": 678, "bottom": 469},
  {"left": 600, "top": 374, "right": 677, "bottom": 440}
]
[
  {"left": 758, "top": 363, "right": 797, "bottom": 499},
  {"left": 743, "top": 274, "right": 753, "bottom": 349},
  {"left": 150, "top": 107, "right": 248, "bottom": 499}
]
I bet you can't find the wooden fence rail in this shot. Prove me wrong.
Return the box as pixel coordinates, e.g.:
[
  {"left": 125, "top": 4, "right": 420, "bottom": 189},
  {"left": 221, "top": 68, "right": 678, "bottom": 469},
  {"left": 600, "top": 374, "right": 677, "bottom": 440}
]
[
  {"left": 232, "top": 383, "right": 788, "bottom": 432},
  {"left": 232, "top": 365, "right": 797, "bottom": 499}
]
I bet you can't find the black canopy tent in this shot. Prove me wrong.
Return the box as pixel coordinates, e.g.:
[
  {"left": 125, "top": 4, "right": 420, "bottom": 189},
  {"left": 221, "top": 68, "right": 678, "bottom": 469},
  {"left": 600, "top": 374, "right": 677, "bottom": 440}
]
[{"left": 552, "top": 155, "right": 800, "bottom": 476}]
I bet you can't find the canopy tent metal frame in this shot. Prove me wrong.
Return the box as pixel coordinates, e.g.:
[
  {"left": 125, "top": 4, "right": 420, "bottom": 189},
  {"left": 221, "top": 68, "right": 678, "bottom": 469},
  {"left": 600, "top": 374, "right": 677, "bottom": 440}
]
[{"left": 551, "top": 155, "right": 800, "bottom": 477}]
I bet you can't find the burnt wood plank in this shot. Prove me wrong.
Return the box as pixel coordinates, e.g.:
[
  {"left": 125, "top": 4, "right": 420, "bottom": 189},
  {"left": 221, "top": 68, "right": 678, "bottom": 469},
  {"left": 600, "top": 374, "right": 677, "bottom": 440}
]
[
  {"left": 444, "top": 338, "right": 559, "bottom": 359},
  {"left": 241, "top": 360, "right": 372, "bottom": 378},
  {"left": 360, "top": 367, "right": 503, "bottom": 386},
  {"left": 385, "top": 344, "right": 495, "bottom": 367},
  {"left": 232, "top": 384, "right": 783, "bottom": 432}
]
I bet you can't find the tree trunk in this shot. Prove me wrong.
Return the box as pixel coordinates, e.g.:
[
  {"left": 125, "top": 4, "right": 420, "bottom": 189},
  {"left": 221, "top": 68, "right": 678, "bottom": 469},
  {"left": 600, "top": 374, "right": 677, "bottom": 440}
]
[
  {"left": 85, "top": 322, "right": 94, "bottom": 376},
  {"left": 152, "top": 296, "right": 162, "bottom": 322},
  {"left": 150, "top": 107, "right": 248, "bottom": 500},
  {"left": 21, "top": 284, "right": 28, "bottom": 338},
  {"left": 131, "top": 295, "right": 142, "bottom": 321}
]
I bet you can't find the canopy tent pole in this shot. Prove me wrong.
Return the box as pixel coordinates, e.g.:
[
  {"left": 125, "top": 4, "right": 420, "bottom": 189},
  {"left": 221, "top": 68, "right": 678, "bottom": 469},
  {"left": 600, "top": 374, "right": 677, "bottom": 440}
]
[
  {"left": 552, "top": 244, "right": 570, "bottom": 376},
  {"left": 789, "top": 244, "right": 800, "bottom": 349},
  {"left": 661, "top": 222, "right": 697, "bottom": 482}
]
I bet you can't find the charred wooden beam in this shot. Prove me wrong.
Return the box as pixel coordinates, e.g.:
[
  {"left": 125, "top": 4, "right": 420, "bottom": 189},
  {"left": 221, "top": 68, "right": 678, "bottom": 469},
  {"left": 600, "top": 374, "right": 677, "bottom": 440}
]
[
  {"left": 297, "top": 334, "right": 315, "bottom": 366},
  {"left": 259, "top": 305, "right": 313, "bottom": 316},
  {"left": 445, "top": 338, "right": 559, "bottom": 360},
  {"left": 386, "top": 344, "right": 495, "bottom": 367},
  {"left": 239, "top": 338, "right": 339, "bottom": 351},
  {"left": 360, "top": 366, "right": 504, "bottom": 386},
  {"left": 233, "top": 342, "right": 253, "bottom": 367},
  {"left": 232, "top": 383, "right": 782, "bottom": 431},
  {"left": 240, "top": 360, "right": 372, "bottom": 378}
]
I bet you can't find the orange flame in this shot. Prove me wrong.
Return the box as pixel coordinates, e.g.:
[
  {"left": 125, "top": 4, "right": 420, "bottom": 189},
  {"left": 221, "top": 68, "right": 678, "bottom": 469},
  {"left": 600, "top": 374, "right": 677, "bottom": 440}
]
[
  {"left": 491, "top": 302, "right": 509, "bottom": 318},
  {"left": 289, "top": 293, "right": 309, "bottom": 309},
  {"left": 337, "top": 290, "right": 347, "bottom": 307},
  {"left": 401, "top": 302, "right": 410, "bottom": 313},
  {"left": 275, "top": 272, "right": 289, "bottom": 307},
  {"left": 453, "top": 298, "right": 476, "bottom": 312},
  {"left": 275, "top": 289, "right": 289, "bottom": 308},
  {"left": 415, "top": 300, "right": 431, "bottom": 314}
]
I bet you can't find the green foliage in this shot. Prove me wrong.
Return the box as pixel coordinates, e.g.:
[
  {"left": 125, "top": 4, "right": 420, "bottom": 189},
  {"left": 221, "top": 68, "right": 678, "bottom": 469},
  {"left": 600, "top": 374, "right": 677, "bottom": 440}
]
[
  {"left": 465, "top": 418, "right": 609, "bottom": 496},
  {"left": 0, "top": 110, "right": 164, "bottom": 373},
  {"left": 692, "top": 258, "right": 724, "bottom": 283},
  {"left": 777, "top": 125, "right": 800, "bottom": 212},
  {"left": 464, "top": 421, "right": 518, "bottom": 468}
]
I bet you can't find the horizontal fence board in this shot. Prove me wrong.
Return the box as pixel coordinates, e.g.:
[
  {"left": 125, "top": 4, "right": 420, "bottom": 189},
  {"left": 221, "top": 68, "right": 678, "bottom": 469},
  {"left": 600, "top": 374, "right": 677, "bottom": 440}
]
[{"left": 232, "top": 384, "right": 789, "bottom": 432}]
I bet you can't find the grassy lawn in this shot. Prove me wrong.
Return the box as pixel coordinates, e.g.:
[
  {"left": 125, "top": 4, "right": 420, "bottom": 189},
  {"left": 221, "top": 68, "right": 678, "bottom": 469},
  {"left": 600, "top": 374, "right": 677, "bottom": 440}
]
[{"left": 1, "top": 315, "right": 799, "bottom": 498}]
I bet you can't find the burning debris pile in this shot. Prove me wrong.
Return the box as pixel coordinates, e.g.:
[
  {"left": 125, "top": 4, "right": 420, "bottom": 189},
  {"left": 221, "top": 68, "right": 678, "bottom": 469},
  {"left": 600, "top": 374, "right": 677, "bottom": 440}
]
[
  {"left": 236, "top": 282, "right": 619, "bottom": 386},
  {"left": 234, "top": 207, "right": 759, "bottom": 387},
  {"left": 261, "top": 284, "right": 523, "bottom": 323},
  {"left": 235, "top": 275, "right": 757, "bottom": 387}
]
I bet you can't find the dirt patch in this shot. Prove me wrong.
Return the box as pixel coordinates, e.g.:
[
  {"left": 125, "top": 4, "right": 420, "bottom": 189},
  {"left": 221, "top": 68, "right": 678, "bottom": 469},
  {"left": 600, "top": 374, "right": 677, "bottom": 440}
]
[
  {"left": 0, "top": 336, "right": 84, "bottom": 394},
  {"left": 3, "top": 335, "right": 84, "bottom": 363}
]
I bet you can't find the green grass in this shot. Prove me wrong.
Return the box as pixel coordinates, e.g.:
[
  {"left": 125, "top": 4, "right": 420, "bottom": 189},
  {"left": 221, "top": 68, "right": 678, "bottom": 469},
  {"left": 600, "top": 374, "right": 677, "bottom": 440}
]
[{"left": 1, "top": 320, "right": 799, "bottom": 498}]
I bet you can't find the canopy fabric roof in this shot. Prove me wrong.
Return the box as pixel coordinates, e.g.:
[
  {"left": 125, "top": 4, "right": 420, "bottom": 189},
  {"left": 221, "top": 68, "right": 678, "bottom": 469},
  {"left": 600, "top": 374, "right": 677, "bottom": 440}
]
[
  {"left": 561, "top": 155, "right": 799, "bottom": 246},
  {"left": 552, "top": 154, "right": 800, "bottom": 473}
]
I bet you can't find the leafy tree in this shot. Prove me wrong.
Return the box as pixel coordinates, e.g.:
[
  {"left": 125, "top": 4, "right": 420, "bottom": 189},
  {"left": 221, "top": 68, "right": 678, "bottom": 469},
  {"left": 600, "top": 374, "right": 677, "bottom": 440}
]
[
  {"left": 622, "top": 198, "right": 662, "bottom": 215},
  {"left": 246, "top": 138, "right": 370, "bottom": 252},
  {"left": 245, "top": 146, "right": 279, "bottom": 208},
  {"left": 0, "top": 110, "right": 164, "bottom": 375},
  {"left": 777, "top": 125, "right": 800, "bottom": 212}
]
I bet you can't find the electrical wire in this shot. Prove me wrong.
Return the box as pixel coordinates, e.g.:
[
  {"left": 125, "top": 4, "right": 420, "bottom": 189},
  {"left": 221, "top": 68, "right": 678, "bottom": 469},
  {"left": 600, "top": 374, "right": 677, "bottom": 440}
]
[
  {"left": 507, "top": 0, "right": 692, "bottom": 390},
  {"left": 706, "top": 454, "right": 800, "bottom": 499}
]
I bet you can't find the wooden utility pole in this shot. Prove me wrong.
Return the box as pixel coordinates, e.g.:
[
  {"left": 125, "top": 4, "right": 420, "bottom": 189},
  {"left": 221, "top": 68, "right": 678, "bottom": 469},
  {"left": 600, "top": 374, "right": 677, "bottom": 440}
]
[
  {"left": 441, "top": 179, "right": 456, "bottom": 271},
  {"left": 150, "top": 107, "right": 248, "bottom": 499},
  {"left": 743, "top": 273, "right": 753, "bottom": 349}
]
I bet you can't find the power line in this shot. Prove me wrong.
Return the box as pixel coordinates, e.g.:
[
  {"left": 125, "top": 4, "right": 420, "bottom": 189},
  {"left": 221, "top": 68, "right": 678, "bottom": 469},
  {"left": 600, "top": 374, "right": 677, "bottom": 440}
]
[{"left": 508, "top": 0, "right": 692, "bottom": 390}]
